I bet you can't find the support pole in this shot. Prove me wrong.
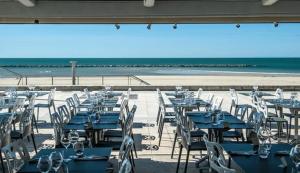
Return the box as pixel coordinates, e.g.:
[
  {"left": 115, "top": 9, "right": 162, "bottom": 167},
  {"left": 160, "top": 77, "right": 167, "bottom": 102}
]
[{"left": 70, "top": 61, "right": 77, "bottom": 85}]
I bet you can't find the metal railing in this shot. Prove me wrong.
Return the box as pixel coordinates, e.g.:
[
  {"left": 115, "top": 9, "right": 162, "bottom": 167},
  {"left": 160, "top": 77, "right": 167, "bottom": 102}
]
[{"left": 0, "top": 75, "right": 151, "bottom": 86}]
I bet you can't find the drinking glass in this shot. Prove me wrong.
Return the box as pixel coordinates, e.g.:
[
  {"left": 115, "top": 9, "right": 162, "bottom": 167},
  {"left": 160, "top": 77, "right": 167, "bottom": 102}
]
[
  {"left": 61, "top": 133, "right": 70, "bottom": 149},
  {"left": 258, "top": 144, "right": 269, "bottom": 159},
  {"left": 290, "top": 144, "right": 300, "bottom": 173},
  {"left": 50, "top": 151, "right": 63, "bottom": 172},
  {"left": 258, "top": 127, "right": 271, "bottom": 158},
  {"left": 73, "top": 141, "right": 85, "bottom": 157},
  {"left": 37, "top": 155, "right": 52, "bottom": 173},
  {"left": 291, "top": 92, "right": 298, "bottom": 107},
  {"left": 68, "top": 130, "right": 79, "bottom": 147}
]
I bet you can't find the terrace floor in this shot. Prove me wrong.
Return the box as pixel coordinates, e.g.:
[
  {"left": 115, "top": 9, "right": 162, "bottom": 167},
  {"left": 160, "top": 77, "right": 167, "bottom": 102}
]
[{"left": 5, "top": 90, "right": 298, "bottom": 173}]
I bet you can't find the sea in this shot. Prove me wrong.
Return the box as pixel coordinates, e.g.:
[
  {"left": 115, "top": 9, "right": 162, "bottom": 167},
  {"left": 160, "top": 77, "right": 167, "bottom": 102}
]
[{"left": 0, "top": 58, "right": 299, "bottom": 77}]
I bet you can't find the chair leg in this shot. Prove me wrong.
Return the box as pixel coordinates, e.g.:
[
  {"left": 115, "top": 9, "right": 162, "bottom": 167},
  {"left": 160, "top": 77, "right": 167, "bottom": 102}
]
[
  {"left": 286, "top": 121, "right": 289, "bottom": 143},
  {"left": 289, "top": 117, "right": 292, "bottom": 141},
  {"left": 171, "top": 133, "right": 177, "bottom": 159},
  {"left": 130, "top": 149, "right": 135, "bottom": 167},
  {"left": 184, "top": 149, "right": 190, "bottom": 173},
  {"left": 156, "top": 107, "right": 161, "bottom": 125},
  {"left": 128, "top": 151, "right": 135, "bottom": 173},
  {"left": 131, "top": 133, "right": 138, "bottom": 158},
  {"left": 158, "top": 121, "right": 164, "bottom": 146},
  {"left": 53, "top": 103, "right": 56, "bottom": 113},
  {"left": 31, "top": 133, "right": 38, "bottom": 154},
  {"left": 48, "top": 107, "right": 53, "bottom": 124},
  {"left": 0, "top": 152, "right": 5, "bottom": 173},
  {"left": 176, "top": 144, "right": 183, "bottom": 173},
  {"left": 32, "top": 113, "right": 39, "bottom": 133},
  {"left": 37, "top": 107, "right": 40, "bottom": 122}
]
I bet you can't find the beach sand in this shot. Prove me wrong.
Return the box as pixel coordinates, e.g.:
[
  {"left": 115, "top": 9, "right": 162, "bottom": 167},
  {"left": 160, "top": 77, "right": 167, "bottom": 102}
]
[{"left": 0, "top": 75, "right": 299, "bottom": 86}]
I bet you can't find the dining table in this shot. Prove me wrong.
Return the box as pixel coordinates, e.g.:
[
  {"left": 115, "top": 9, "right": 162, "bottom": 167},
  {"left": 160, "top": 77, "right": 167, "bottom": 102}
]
[
  {"left": 168, "top": 98, "right": 210, "bottom": 113},
  {"left": 239, "top": 91, "right": 274, "bottom": 97},
  {"left": 165, "top": 91, "right": 186, "bottom": 98},
  {"left": 222, "top": 143, "right": 293, "bottom": 173},
  {"left": 18, "top": 147, "right": 112, "bottom": 173},
  {"left": 186, "top": 111, "right": 253, "bottom": 142},
  {"left": 63, "top": 111, "right": 121, "bottom": 144}
]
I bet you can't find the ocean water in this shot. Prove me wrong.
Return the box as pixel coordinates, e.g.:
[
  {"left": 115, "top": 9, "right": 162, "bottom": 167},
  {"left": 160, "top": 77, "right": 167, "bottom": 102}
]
[{"left": 0, "top": 58, "right": 299, "bottom": 77}]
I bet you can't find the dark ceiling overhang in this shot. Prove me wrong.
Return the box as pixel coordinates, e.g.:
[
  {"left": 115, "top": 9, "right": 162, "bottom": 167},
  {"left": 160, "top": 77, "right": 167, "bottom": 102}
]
[{"left": 0, "top": 0, "right": 300, "bottom": 24}]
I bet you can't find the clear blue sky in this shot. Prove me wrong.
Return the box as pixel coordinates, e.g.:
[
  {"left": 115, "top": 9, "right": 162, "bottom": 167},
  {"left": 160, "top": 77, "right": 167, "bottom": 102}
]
[{"left": 0, "top": 24, "right": 299, "bottom": 58}]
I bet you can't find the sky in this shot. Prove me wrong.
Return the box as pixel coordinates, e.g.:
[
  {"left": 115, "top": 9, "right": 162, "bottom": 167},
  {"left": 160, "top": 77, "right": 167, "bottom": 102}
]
[{"left": 0, "top": 24, "right": 299, "bottom": 58}]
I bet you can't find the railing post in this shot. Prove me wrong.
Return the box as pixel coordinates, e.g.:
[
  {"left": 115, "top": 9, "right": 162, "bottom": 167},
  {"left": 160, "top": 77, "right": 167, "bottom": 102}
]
[
  {"left": 102, "top": 76, "right": 104, "bottom": 85},
  {"left": 25, "top": 76, "right": 28, "bottom": 85},
  {"left": 77, "top": 76, "right": 79, "bottom": 85},
  {"left": 128, "top": 76, "right": 130, "bottom": 86},
  {"left": 70, "top": 61, "right": 77, "bottom": 85},
  {"left": 51, "top": 76, "right": 54, "bottom": 85}
]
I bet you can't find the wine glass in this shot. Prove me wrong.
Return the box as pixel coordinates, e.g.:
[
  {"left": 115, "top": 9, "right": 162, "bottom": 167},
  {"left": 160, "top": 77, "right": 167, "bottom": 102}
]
[
  {"left": 60, "top": 133, "right": 71, "bottom": 161},
  {"left": 258, "top": 127, "right": 271, "bottom": 143},
  {"left": 257, "top": 127, "right": 272, "bottom": 158},
  {"left": 290, "top": 144, "right": 300, "bottom": 173},
  {"left": 50, "top": 151, "right": 63, "bottom": 172},
  {"left": 68, "top": 130, "right": 79, "bottom": 147},
  {"left": 37, "top": 155, "right": 52, "bottom": 173},
  {"left": 61, "top": 133, "right": 70, "bottom": 149},
  {"left": 291, "top": 92, "right": 298, "bottom": 107},
  {"left": 73, "top": 141, "right": 85, "bottom": 158}
]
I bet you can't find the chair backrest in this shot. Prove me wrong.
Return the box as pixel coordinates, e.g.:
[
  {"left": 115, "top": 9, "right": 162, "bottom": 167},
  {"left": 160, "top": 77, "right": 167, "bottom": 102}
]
[
  {"left": 6, "top": 88, "right": 17, "bottom": 101},
  {"left": 229, "top": 89, "right": 238, "bottom": 106},
  {"left": 118, "top": 135, "right": 134, "bottom": 169},
  {"left": 84, "top": 88, "right": 91, "bottom": 100},
  {"left": 72, "top": 93, "right": 81, "bottom": 106},
  {"left": 12, "top": 98, "right": 25, "bottom": 115},
  {"left": 2, "top": 140, "right": 30, "bottom": 173},
  {"left": 247, "top": 110, "right": 264, "bottom": 133},
  {"left": 127, "top": 88, "right": 131, "bottom": 99},
  {"left": 19, "top": 109, "right": 33, "bottom": 138},
  {"left": 66, "top": 97, "right": 76, "bottom": 114},
  {"left": 180, "top": 125, "right": 191, "bottom": 149},
  {"left": 236, "top": 106, "right": 247, "bottom": 121},
  {"left": 27, "top": 94, "right": 36, "bottom": 110},
  {"left": 275, "top": 88, "right": 284, "bottom": 99},
  {"left": 196, "top": 88, "right": 203, "bottom": 99},
  {"left": 203, "top": 135, "right": 235, "bottom": 173},
  {"left": 0, "top": 96, "right": 5, "bottom": 106},
  {"left": 122, "top": 105, "right": 137, "bottom": 137},
  {"left": 51, "top": 112, "right": 64, "bottom": 145},
  {"left": 205, "top": 93, "right": 214, "bottom": 104},
  {"left": 58, "top": 105, "right": 71, "bottom": 123},
  {"left": 211, "top": 96, "right": 223, "bottom": 111},
  {"left": 0, "top": 116, "right": 13, "bottom": 147},
  {"left": 118, "top": 158, "right": 132, "bottom": 173}
]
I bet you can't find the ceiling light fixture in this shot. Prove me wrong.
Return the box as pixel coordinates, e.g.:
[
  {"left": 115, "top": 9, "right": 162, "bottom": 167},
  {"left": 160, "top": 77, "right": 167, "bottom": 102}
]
[
  {"left": 115, "top": 24, "right": 120, "bottom": 30},
  {"left": 147, "top": 24, "right": 151, "bottom": 30},
  {"left": 173, "top": 23, "right": 177, "bottom": 30},
  {"left": 236, "top": 24, "right": 240, "bottom": 28}
]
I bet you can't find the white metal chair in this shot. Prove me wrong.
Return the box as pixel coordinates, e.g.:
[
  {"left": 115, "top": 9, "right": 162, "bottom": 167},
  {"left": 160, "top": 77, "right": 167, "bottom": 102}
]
[
  {"left": 2, "top": 140, "right": 30, "bottom": 173},
  {"left": 35, "top": 89, "right": 56, "bottom": 123},
  {"left": 203, "top": 135, "right": 236, "bottom": 173}
]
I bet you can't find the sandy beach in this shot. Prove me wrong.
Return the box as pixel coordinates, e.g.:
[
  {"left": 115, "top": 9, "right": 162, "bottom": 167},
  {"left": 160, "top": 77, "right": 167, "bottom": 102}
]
[{"left": 0, "top": 75, "right": 300, "bottom": 86}]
